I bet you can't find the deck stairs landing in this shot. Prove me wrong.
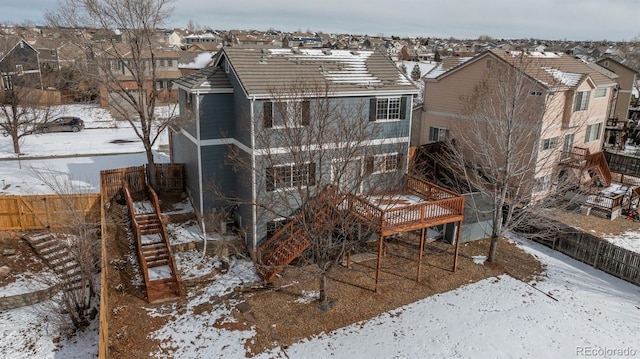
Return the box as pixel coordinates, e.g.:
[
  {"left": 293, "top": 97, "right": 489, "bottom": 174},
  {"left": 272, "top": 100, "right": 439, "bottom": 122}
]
[{"left": 124, "top": 186, "right": 181, "bottom": 303}]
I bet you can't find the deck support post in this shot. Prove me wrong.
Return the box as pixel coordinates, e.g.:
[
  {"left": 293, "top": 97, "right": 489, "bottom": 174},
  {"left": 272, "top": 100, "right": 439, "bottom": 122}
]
[
  {"left": 453, "top": 220, "right": 462, "bottom": 272},
  {"left": 375, "top": 233, "right": 384, "bottom": 292},
  {"left": 417, "top": 227, "right": 426, "bottom": 283}
]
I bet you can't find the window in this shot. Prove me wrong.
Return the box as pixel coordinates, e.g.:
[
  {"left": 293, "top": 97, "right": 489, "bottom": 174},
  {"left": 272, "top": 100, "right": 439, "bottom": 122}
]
[
  {"left": 370, "top": 97, "right": 407, "bottom": 121},
  {"left": 156, "top": 80, "right": 166, "bottom": 90},
  {"left": 585, "top": 123, "right": 602, "bottom": 142},
  {"left": 159, "top": 59, "right": 166, "bottom": 67},
  {"left": 266, "top": 218, "right": 288, "bottom": 238},
  {"left": 1, "top": 75, "right": 12, "bottom": 91},
  {"left": 428, "top": 126, "right": 448, "bottom": 142},
  {"left": 266, "top": 163, "right": 316, "bottom": 191},
  {"left": 529, "top": 91, "right": 542, "bottom": 96},
  {"left": 535, "top": 175, "right": 552, "bottom": 192},
  {"left": 541, "top": 137, "right": 558, "bottom": 151},
  {"left": 573, "top": 90, "right": 590, "bottom": 112},
  {"left": 15, "top": 65, "right": 23, "bottom": 76},
  {"left": 485, "top": 59, "right": 492, "bottom": 69},
  {"left": 365, "top": 153, "right": 404, "bottom": 174},
  {"left": 594, "top": 88, "right": 607, "bottom": 98},
  {"left": 167, "top": 59, "right": 174, "bottom": 67},
  {"left": 263, "top": 100, "right": 310, "bottom": 128},
  {"left": 110, "top": 60, "right": 121, "bottom": 71}
]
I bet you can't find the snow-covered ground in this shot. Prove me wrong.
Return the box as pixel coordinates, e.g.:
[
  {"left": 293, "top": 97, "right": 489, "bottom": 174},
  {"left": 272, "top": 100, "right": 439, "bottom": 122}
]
[
  {"left": 0, "top": 104, "right": 171, "bottom": 195},
  {"left": 1, "top": 104, "right": 640, "bottom": 358}
]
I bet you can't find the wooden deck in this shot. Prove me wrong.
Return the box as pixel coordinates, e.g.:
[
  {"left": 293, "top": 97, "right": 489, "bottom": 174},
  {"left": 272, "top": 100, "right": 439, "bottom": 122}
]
[
  {"left": 256, "top": 175, "right": 466, "bottom": 292},
  {"left": 345, "top": 176, "right": 465, "bottom": 236}
]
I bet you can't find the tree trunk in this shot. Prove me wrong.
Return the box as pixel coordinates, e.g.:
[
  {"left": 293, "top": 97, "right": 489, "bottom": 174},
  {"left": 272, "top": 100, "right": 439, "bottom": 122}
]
[
  {"left": 487, "top": 234, "right": 499, "bottom": 263},
  {"left": 12, "top": 133, "right": 20, "bottom": 154},
  {"left": 319, "top": 272, "right": 328, "bottom": 303},
  {"left": 146, "top": 148, "right": 158, "bottom": 190}
]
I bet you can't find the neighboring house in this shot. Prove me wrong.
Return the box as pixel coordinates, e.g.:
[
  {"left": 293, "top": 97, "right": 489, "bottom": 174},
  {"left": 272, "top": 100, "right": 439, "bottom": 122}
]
[
  {"left": 418, "top": 49, "right": 617, "bottom": 198},
  {"left": 596, "top": 56, "right": 639, "bottom": 121},
  {"left": 0, "top": 38, "right": 42, "bottom": 93},
  {"left": 185, "top": 32, "right": 224, "bottom": 49},
  {"left": 97, "top": 44, "right": 182, "bottom": 108},
  {"left": 283, "top": 36, "right": 323, "bottom": 49},
  {"left": 171, "top": 47, "right": 419, "bottom": 251}
]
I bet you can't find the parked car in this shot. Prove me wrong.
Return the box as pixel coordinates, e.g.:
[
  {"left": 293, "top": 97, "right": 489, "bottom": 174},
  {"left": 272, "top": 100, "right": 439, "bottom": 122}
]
[{"left": 39, "top": 117, "right": 85, "bottom": 133}]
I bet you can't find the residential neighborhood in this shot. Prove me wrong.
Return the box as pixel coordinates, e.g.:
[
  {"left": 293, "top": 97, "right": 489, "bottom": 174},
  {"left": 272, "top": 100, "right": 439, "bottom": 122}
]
[{"left": 1, "top": 1, "right": 640, "bottom": 358}]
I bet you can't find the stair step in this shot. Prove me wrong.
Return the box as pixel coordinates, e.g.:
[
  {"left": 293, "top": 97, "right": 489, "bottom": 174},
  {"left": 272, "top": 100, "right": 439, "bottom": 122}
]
[
  {"left": 147, "top": 258, "right": 170, "bottom": 267},
  {"left": 143, "top": 247, "right": 168, "bottom": 255},
  {"left": 145, "top": 253, "right": 169, "bottom": 262}
]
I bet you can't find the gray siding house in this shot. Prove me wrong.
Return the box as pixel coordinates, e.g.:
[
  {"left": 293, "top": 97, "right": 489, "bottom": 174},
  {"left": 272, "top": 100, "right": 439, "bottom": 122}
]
[{"left": 171, "top": 47, "right": 419, "bottom": 251}]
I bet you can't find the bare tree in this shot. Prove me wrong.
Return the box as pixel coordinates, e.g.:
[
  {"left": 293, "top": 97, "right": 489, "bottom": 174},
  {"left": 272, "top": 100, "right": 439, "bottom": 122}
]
[
  {"left": 0, "top": 37, "right": 59, "bottom": 154},
  {"left": 46, "top": 0, "right": 177, "bottom": 189},
  {"left": 227, "top": 80, "right": 406, "bottom": 303},
  {"left": 433, "top": 53, "right": 590, "bottom": 263},
  {"left": 30, "top": 168, "right": 101, "bottom": 332}
]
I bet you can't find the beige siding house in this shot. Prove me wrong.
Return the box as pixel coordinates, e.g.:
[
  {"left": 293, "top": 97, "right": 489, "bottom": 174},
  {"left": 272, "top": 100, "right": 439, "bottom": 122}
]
[
  {"left": 596, "top": 57, "right": 639, "bottom": 121},
  {"left": 418, "top": 49, "right": 618, "bottom": 198}
]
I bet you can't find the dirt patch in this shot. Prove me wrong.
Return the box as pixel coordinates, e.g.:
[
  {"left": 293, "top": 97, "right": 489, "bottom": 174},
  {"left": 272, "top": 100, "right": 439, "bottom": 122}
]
[
  {"left": 238, "top": 237, "right": 543, "bottom": 355},
  {"left": 544, "top": 208, "right": 640, "bottom": 237},
  {"left": 0, "top": 232, "right": 49, "bottom": 287}
]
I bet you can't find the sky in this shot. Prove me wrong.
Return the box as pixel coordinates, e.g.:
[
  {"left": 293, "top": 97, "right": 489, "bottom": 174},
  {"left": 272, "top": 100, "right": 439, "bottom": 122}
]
[{"left": 0, "top": 0, "right": 638, "bottom": 41}]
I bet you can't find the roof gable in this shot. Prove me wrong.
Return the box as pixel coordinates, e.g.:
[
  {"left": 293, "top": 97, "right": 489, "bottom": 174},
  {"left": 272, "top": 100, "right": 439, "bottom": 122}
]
[{"left": 216, "top": 47, "right": 418, "bottom": 98}]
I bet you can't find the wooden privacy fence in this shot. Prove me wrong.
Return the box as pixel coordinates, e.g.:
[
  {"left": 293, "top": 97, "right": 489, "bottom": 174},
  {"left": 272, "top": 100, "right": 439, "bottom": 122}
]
[
  {"left": 0, "top": 193, "right": 101, "bottom": 231},
  {"left": 526, "top": 223, "right": 640, "bottom": 286},
  {"left": 100, "top": 163, "right": 184, "bottom": 202},
  {"left": 604, "top": 151, "right": 640, "bottom": 176}
]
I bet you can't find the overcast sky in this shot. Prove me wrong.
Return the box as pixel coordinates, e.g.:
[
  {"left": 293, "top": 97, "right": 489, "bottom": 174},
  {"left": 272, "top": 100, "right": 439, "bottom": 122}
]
[{"left": 1, "top": 0, "right": 638, "bottom": 41}]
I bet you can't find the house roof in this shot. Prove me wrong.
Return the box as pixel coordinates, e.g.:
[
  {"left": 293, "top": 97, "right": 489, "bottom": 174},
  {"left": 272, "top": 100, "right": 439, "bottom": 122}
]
[
  {"left": 172, "top": 66, "right": 232, "bottom": 91},
  {"left": 427, "top": 50, "right": 617, "bottom": 90},
  {"left": 217, "top": 47, "right": 419, "bottom": 98},
  {"left": 489, "top": 50, "right": 617, "bottom": 89}
]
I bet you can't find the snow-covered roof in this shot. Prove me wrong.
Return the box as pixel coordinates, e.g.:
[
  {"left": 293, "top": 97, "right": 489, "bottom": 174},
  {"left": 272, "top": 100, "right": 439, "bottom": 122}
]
[
  {"left": 218, "top": 47, "right": 419, "bottom": 97},
  {"left": 542, "top": 67, "right": 583, "bottom": 87},
  {"left": 179, "top": 52, "right": 215, "bottom": 69}
]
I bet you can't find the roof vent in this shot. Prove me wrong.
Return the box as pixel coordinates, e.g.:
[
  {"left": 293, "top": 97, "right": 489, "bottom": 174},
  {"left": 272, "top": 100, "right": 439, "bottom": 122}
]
[
  {"left": 322, "top": 49, "right": 332, "bottom": 56},
  {"left": 319, "top": 65, "right": 325, "bottom": 74},
  {"left": 292, "top": 48, "right": 301, "bottom": 55},
  {"left": 350, "top": 50, "right": 359, "bottom": 55},
  {"left": 259, "top": 54, "right": 267, "bottom": 64}
]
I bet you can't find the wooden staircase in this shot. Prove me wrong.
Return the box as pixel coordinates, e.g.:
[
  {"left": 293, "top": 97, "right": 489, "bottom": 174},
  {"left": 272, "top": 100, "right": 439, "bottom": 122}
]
[
  {"left": 561, "top": 147, "right": 612, "bottom": 187},
  {"left": 585, "top": 151, "right": 612, "bottom": 187},
  {"left": 123, "top": 184, "right": 181, "bottom": 303},
  {"left": 256, "top": 186, "right": 339, "bottom": 281},
  {"left": 23, "top": 232, "right": 88, "bottom": 302}
]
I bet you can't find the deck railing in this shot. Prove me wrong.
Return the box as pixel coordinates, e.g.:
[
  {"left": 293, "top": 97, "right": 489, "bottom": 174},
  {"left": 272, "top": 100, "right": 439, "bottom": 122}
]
[
  {"left": 407, "top": 175, "right": 458, "bottom": 200},
  {"left": 382, "top": 196, "right": 465, "bottom": 228}
]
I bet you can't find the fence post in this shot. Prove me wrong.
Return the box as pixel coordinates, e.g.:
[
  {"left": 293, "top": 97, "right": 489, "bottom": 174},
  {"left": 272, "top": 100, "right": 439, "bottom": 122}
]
[{"left": 593, "top": 239, "right": 602, "bottom": 269}]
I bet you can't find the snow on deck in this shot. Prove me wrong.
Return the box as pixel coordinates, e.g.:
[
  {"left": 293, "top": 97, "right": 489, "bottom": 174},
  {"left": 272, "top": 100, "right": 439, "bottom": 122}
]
[{"left": 366, "top": 194, "right": 424, "bottom": 211}]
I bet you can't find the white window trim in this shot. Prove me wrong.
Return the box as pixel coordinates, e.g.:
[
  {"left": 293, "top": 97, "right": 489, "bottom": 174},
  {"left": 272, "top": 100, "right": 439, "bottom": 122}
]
[
  {"left": 594, "top": 88, "right": 607, "bottom": 98},
  {"left": 428, "top": 126, "right": 447, "bottom": 143},
  {"left": 535, "top": 175, "right": 552, "bottom": 192},
  {"left": 573, "top": 90, "right": 590, "bottom": 112},
  {"left": 271, "top": 100, "right": 304, "bottom": 129},
  {"left": 266, "top": 162, "right": 315, "bottom": 192},
  {"left": 372, "top": 152, "right": 400, "bottom": 174},
  {"left": 541, "top": 137, "right": 558, "bottom": 151},
  {"left": 375, "top": 96, "right": 402, "bottom": 122},
  {"left": 585, "top": 122, "right": 602, "bottom": 143}
]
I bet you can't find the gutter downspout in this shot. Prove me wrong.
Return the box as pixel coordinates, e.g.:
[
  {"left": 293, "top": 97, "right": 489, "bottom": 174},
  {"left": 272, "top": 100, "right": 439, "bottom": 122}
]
[
  {"left": 250, "top": 96, "right": 257, "bottom": 252},
  {"left": 195, "top": 90, "right": 208, "bottom": 258}
]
